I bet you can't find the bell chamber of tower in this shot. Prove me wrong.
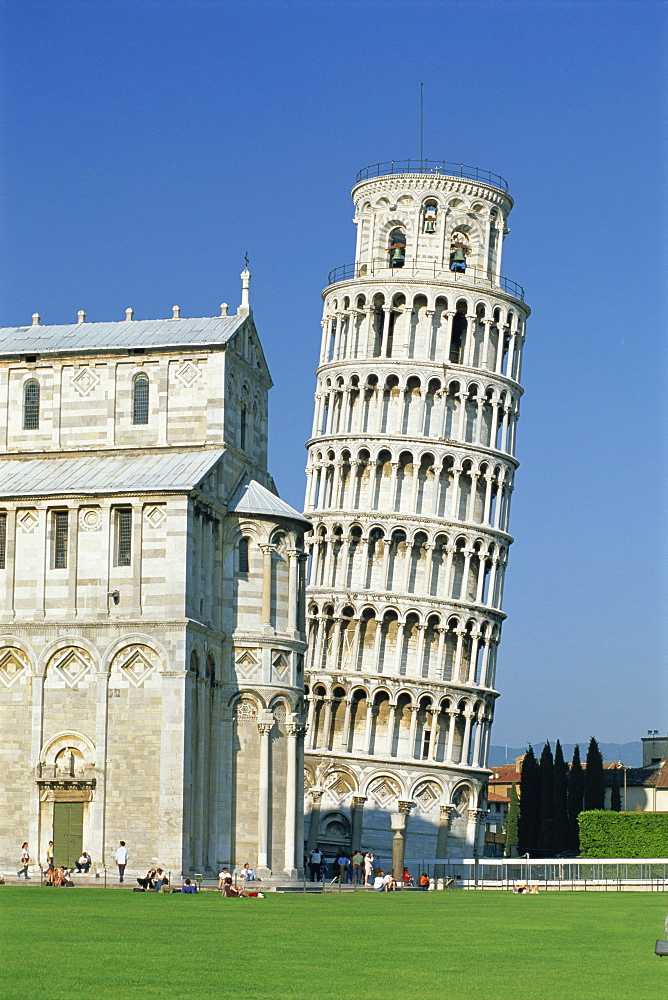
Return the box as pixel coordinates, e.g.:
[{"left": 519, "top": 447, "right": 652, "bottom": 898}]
[{"left": 302, "top": 160, "right": 530, "bottom": 865}]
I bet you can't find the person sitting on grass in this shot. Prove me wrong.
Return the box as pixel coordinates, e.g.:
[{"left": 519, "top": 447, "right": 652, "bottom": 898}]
[
  {"left": 180, "top": 879, "right": 197, "bottom": 894},
  {"left": 137, "top": 868, "right": 158, "bottom": 890},
  {"left": 217, "top": 867, "right": 231, "bottom": 889},
  {"left": 222, "top": 877, "right": 246, "bottom": 898},
  {"left": 153, "top": 869, "right": 169, "bottom": 892}
]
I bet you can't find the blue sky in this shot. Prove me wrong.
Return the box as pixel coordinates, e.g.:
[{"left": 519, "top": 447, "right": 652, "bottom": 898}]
[{"left": 0, "top": 0, "right": 665, "bottom": 747}]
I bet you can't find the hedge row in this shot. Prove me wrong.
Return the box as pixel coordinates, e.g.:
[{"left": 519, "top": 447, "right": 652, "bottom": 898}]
[{"left": 578, "top": 810, "right": 668, "bottom": 858}]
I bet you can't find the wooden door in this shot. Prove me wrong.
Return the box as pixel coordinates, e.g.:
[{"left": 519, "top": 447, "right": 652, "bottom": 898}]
[{"left": 53, "top": 802, "right": 83, "bottom": 867}]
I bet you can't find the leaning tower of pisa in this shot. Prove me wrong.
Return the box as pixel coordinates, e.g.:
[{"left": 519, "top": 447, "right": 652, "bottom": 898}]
[{"left": 302, "top": 160, "right": 529, "bottom": 867}]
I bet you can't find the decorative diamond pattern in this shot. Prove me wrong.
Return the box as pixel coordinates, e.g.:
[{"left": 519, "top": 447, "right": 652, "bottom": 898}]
[
  {"left": 18, "top": 510, "right": 38, "bottom": 533},
  {"left": 235, "top": 649, "right": 258, "bottom": 678},
  {"left": 414, "top": 780, "right": 440, "bottom": 811},
  {"left": 175, "top": 361, "right": 202, "bottom": 387},
  {"left": 71, "top": 366, "right": 100, "bottom": 397},
  {"left": 119, "top": 650, "right": 154, "bottom": 687},
  {"left": 144, "top": 505, "right": 166, "bottom": 528},
  {"left": 368, "top": 777, "right": 400, "bottom": 805},
  {"left": 0, "top": 650, "right": 27, "bottom": 687},
  {"left": 54, "top": 650, "right": 91, "bottom": 688},
  {"left": 272, "top": 651, "right": 289, "bottom": 678}
]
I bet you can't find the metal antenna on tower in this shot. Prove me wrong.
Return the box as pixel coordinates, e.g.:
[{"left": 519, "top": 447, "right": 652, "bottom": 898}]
[{"left": 420, "top": 82, "right": 424, "bottom": 164}]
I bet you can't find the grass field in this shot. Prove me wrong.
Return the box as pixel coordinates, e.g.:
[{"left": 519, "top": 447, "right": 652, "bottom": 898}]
[{"left": 1, "top": 887, "right": 666, "bottom": 999}]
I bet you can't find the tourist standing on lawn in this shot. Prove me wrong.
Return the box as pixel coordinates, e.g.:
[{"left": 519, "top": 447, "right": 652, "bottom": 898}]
[
  {"left": 352, "top": 849, "right": 364, "bottom": 884},
  {"left": 336, "top": 852, "right": 351, "bottom": 884},
  {"left": 363, "top": 851, "right": 374, "bottom": 887},
  {"left": 115, "top": 841, "right": 128, "bottom": 883},
  {"left": 17, "top": 842, "right": 30, "bottom": 879},
  {"left": 308, "top": 846, "right": 323, "bottom": 881}
]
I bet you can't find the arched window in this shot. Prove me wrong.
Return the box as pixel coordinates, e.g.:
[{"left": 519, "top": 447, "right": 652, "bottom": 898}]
[
  {"left": 133, "top": 374, "right": 149, "bottom": 425},
  {"left": 423, "top": 201, "right": 438, "bottom": 233},
  {"left": 23, "top": 380, "right": 40, "bottom": 430},
  {"left": 388, "top": 228, "right": 406, "bottom": 268},
  {"left": 238, "top": 537, "right": 249, "bottom": 573}
]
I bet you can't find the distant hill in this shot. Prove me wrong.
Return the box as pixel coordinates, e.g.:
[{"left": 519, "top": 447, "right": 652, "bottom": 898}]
[{"left": 488, "top": 741, "right": 642, "bottom": 767}]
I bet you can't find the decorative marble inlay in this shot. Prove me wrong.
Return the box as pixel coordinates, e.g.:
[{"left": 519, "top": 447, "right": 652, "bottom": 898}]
[
  {"left": 0, "top": 649, "right": 28, "bottom": 687},
  {"left": 53, "top": 650, "right": 92, "bottom": 688},
  {"left": 71, "top": 366, "right": 100, "bottom": 397},
  {"left": 79, "top": 507, "right": 102, "bottom": 531},
  {"left": 18, "top": 510, "right": 38, "bottom": 533},
  {"left": 235, "top": 699, "right": 257, "bottom": 721},
  {"left": 144, "top": 505, "right": 166, "bottom": 528},
  {"left": 414, "top": 780, "right": 440, "bottom": 811},
  {"left": 367, "top": 776, "right": 400, "bottom": 806},
  {"left": 271, "top": 651, "right": 289, "bottom": 678},
  {"left": 175, "top": 361, "right": 202, "bottom": 388}
]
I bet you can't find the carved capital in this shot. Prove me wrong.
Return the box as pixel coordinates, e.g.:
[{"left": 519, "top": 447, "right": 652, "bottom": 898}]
[
  {"left": 351, "top": 796, "right": 367, "bottom": 810},
  {"left": 398, "top": 800, "right": 414, "bottom": 814}
]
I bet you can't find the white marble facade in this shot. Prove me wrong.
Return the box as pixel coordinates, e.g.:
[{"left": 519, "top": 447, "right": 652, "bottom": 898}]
[
  {"left": 0, "top": 274, "right": 309, "bottom": 877},
  {"left": 303, "top": 162, "right": 529, "bottom": 866}
]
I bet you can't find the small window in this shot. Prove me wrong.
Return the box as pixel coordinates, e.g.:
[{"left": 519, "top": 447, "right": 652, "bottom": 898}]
[
  {"left": 116, "top": 508, "right": 132, "bottom": 566},
  {"left": 53, "top": 510, "right": 68, "bottom": 568},
  {"left": 239, "top": 537, "right": 249, "bottom": 573},
  {"left": 240, "top": 405, "right": 247, "bottom": 450},
  {"left": 133, "top": 375, "right": 149, "bottom": 425},
  {"left": 23, "top": 380, "right": 40, "bottom": 430},
  {"left": 0, "top": 512, "right": 6, "bottom": 569}
]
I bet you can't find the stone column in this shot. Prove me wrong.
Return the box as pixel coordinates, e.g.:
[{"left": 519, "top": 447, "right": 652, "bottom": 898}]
[
  {"left": 407, "top": 705, "right": 419, "bottom": 759},
  {"left": 384, "top": 701, "right": 396, "bottom": 755},
  {"left": 306, "top": 789, "right": 323, "bottom": 853},
  {"left": 29, "top": 671, "right": 45, "bottom": 865},
  {"left": 287, "top": 549, "right": 299, "bottom": 636},
  {"left": 351, "top": 795, "right": 367, "bottom": 851},
  {"left": 256, "top": 717, "right": 274, "bottom": 876},
  {"left": 260, "top": 544, "right": 276, "bottom": 630},
  {"left": 320, "top": 697, "right": 333, "bottom": 751},
  {"left": 90, "top": 670, "right": 109, "bottom": 868},
  {"left": 339, "top": 697, "right": 353, "bottom": 752},
  {"left": 295, "top": 725, "right": 306, "bottom": 873},
  {"left": 445, "top": 709, "right": 458, "bottom": 763},
  {"left": 428, "top": 708, "right": 440, "bottom": 762},
  {"left": 471, "top": 712, "right": 484, "bottom": 767},
  {"left": 435, "top": 804, "right": 455, "bottom": 877},
  {"left": 159, "top": 669, "right": 188, "bottom": 872},
  {"left": 460, "top": 710, "right": 474, "bottom": 766},
  {"left": 284, "top": 723, "right": 299, "bottom": 876},
  {"left": 391, "top": 801, "right": 413, "bottom": 876},
  {"left": 465, "top": 808, "right": 486, "bottom": 857},
  {"left": 363, "top": 701, "right": 375, "bottom": 754}
]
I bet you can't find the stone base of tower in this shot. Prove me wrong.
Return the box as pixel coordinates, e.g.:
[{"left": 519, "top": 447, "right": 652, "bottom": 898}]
[{"left": 304, "top": 753, "right": 488, "bottom": 869}]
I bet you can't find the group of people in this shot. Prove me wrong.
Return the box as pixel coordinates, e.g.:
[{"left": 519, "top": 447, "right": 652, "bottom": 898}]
[
  {"left": 17, "top": 842, "right": 93, "bottom": 882},
  {"left": 136, "top": 868, "right": 170, "bottom": 892},
  {"left": 306, "top": 846, "right": 433, "bottom": 891}
]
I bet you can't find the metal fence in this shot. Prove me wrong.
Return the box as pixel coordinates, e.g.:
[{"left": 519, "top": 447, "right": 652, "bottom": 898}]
[
  {"left": 326, "top": 260, "right": 525, "bottom": 301},
  {"left": 402, "top": 857, "right": 668, "bottom": 891},
  {"left": 354, "top": 160, "right": 509, "bottom": 192}
]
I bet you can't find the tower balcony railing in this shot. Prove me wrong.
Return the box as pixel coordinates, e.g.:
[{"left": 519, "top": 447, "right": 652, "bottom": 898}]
[
  {"left": 326, "top": 260, "right": 525, "bottom": 302},
  {"left": 355, "top": 159, "right": 508, "bottom": 192}
]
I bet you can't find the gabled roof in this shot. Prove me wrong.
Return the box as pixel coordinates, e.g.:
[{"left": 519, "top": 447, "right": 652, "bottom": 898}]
[
  {"left": 0, "top": 449, "right": 224, "bottom": 498},
  {"left": 0, "top": 315, "right": 247, "bottom": 357},
  {"left": 230, "top": 478, "right": 311, "bottom": 526}
]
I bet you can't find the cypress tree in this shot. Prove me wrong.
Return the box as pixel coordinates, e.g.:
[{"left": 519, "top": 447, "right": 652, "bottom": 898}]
[
  {"left": 518, "top": 745, "right": 540, "bottom": 855},
  {"left": 552, "top": 739, "right": 569, "bottom": 854},
  {"left": 610, "top": 766, "right": 621, "bottom": 811},
  {"left": 505, "top": 782, "right": 520, "bottom": 856},
  {"left": 539, "top": 741, "right": 554, "bottom": 854},
  {"left": 568, "top": 744, "right": 584, "bottom": 853},
  {"left": 584, "top": 736, "right": 605, "bottom": 810}
]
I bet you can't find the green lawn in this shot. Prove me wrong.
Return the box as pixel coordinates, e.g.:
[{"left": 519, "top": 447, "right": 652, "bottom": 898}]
[{"left": 1, "top": 887, "right": 666, "bottom": 999}]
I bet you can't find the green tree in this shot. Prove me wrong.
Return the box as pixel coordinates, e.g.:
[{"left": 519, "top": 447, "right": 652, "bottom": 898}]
[
  {"left": 568, "top": 744, "right": 584, "bottom": 853},
  {"left": 539, "top": 741, "right": 554, "bottom": 854},
  {"left": 518, "top": 745, "right": 540, "bottom": 854},
  {"left": 610, "top": 766, "right": 622, "bottom": 811},
  {"left": 505, "top": 782, "right": 520, "bottom": 856},
  {"left": 552, "top": 739, "right": 569, "bottom": 854},
  {"left": 584, "top": 736, "right": 605, "bottom": 811}
]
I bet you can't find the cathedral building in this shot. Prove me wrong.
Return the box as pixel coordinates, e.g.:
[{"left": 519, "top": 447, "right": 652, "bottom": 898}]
[
  {"left": 303, "top": 160, "right": 529, "bottom": 866},
  {"left": 0, "top": 272, "right": 309, "bottom": 877}
]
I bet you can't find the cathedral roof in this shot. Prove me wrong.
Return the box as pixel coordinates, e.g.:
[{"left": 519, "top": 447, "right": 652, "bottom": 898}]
[
  {"left": 0, "top": 315, "right": 247, "bottom": 356},
  {"left": 230, "top": 478, "right": 310, "bottom": 526},
  {"left": 0, "top": 448, "right": 225, "bottom": 498}
]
